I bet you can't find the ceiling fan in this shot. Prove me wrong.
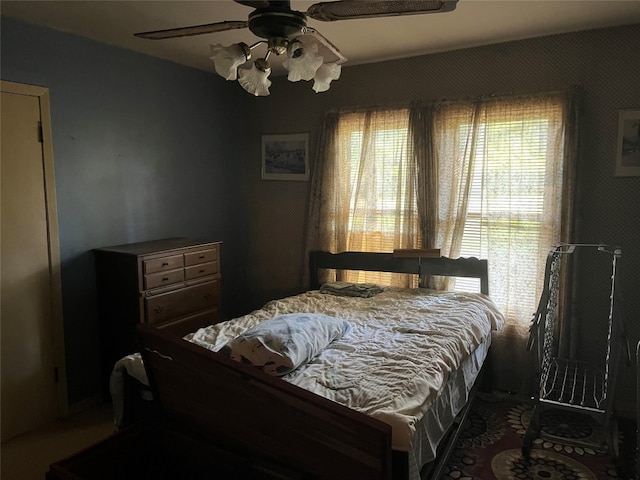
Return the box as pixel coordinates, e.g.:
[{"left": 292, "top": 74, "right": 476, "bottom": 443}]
[{"left": 134, "top": 0, "right": 459, "bottom": 96}]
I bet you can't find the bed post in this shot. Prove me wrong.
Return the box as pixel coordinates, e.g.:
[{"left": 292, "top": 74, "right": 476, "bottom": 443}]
[{"left": 479, "top": 260, "right": 489, "bottom": 295}]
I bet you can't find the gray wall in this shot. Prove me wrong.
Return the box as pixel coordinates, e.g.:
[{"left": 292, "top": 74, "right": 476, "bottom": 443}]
[
  {"left": 242, "top": 24, "right": 640, "bottom": 415},
  {"left": 1, "top": 16, "right": 251, "bottom": 404}
]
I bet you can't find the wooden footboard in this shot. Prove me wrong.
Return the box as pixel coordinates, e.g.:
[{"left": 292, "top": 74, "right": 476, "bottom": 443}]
[{"left": 137, "top": 324, "right": 393, "bottom": 480}]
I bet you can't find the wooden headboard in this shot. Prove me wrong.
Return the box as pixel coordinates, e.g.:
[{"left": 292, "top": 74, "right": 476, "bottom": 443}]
[{"left": 309, "top": 251, "right": 489, "bottom": 295}]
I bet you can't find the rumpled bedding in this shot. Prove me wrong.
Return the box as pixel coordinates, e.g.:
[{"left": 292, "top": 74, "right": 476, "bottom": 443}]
[{"left": 112, "top": 286, "right": 504, "bottom": 451}]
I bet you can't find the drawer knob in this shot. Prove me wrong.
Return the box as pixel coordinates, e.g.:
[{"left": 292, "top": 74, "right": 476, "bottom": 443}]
[
  {"left": 162, "top": 262, "right": 169, "bottom": 266},
  {"left": 162, "top": 277, "right": 169, "bottom": 282},
  {"left": 153, "top": 305, "right": 166, "bottom": 314}
]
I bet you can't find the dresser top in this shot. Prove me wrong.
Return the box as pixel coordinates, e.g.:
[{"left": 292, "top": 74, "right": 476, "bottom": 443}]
[{"left": 93, "top": 238, "right": 220, "bottom": 256}]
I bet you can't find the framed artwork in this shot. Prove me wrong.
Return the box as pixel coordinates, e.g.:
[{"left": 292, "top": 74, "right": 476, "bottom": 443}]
[
  {"left": 261, "top": 133, "right": 309, "bottom": 181},
  {"left": 614, "top": 109, "right": 640, "bottom": 177}
]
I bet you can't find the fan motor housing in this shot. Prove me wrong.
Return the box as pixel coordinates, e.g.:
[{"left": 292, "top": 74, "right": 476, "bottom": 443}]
[{"left": 248, "top": 8, "right": 307, "bottom": 39}]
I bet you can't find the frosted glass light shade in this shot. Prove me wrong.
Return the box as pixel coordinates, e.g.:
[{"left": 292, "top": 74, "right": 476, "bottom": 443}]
[
  {"left": 238, "top": 62, "right": 272, "bottom": 96},
  {"left": 312, "top": 63, "right": 342, "bottom": 93},
  {"left": 209, "top": 43, "right": 249, "bottom": 81},
  {"left": 283, "top": 41, "right": 324, "bottom": 82}
]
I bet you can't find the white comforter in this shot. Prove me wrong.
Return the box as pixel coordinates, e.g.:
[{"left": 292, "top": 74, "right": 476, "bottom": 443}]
[{"left": 183, "top": 287, "right": 505, "bottom": 451}]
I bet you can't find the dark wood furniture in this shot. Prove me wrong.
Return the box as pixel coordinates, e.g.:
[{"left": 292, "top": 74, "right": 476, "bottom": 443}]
[
  {"left": 309, "top": 250, "right": 489, "bottom": 294},
  {"left": 93, "top": 238, "right": 221, "bottom": 392}
]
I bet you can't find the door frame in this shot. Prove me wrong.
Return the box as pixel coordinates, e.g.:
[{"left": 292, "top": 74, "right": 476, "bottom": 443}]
[{"left": 1, "top": 80, "right": 68, "bottom": 417}]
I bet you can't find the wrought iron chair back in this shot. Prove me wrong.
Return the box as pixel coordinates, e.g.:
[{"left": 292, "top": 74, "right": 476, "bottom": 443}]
[{"left": 524, "top": 244, "right": 629, "bottom": 461}]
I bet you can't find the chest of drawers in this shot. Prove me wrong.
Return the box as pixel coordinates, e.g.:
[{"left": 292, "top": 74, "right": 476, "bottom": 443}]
[{"left": 93, "top": 238, "right": 222, "bottom": 392}]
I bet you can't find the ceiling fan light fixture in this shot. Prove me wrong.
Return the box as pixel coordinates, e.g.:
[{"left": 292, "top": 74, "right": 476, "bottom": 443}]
[
  {"left": 209, "top": 42, "right": 251, "bottom": 81},
  {"left": 283, "top": 40, "right": 323, "bottom": 82},
  {"left": 248, "top": 7, "right": 307, "bottom": 39},
  {"left": 267, "top": 36, "right": 289, "bottom": 56},
  {"left": 238, "top": 58, "right": 272, "bottom": 96},
  {"left": 312, "top": 63, "right": 341, "bottom": 93},
  {"left": 136, "top": 0, "right": 460, "bottom": 96}
]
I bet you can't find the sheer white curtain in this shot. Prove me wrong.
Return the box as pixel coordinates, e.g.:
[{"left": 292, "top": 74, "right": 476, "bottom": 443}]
[
  {"left": 427, "top": 93, "right": 578, "bottom": 392},
  {"left": 306, "top": 107, "right": 421, "bottom": 287},
  {"left": 433, "top": 95, "right": 574, "bottom": 324}
]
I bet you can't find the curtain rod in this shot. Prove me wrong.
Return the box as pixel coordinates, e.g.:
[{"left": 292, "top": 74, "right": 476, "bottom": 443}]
[{"left": 327, "top": 86, "right": 580, "bottom": 115}]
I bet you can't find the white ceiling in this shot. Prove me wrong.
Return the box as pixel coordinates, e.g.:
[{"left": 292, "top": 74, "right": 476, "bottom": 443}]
[{"left": 3, "top": 0, "right": 640, "bottom": 75}]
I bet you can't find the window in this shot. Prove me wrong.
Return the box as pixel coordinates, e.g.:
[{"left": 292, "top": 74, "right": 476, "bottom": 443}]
[
  {"left": 435, "top": 99, "right": 568, "bottom": 324},
  {"left": 341, "top": 111, "right": 415, "bottom": 250},
  {"left": 314, "top": 93, "right": 574, "bottom": 325},
  {"left": 454, "top": 115, "right": 562, "bottom": 291},
  {"left": 333, "top": 109, "right": 420, "bottom": 286}
]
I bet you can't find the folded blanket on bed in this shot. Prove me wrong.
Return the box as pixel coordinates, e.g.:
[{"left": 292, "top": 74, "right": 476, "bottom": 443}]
[
  {"left": 220, "top": 313, "right": 350, "bottom": 376},
  {"left": 319, "top": 281, "right": 384, "bottom": 298}
]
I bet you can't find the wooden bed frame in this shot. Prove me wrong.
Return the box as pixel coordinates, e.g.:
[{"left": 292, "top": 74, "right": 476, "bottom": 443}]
[
  {"left": 133, "top": 251, "right": 491, "bottom": 480},
  {"left": 309, "top": 250, "right": 489, "bottom": 294}
]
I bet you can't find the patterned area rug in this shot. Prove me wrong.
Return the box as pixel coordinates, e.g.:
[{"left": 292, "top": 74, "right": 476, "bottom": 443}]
[{"left": 443, "top": 393, "right": 635, "bottom": 480}]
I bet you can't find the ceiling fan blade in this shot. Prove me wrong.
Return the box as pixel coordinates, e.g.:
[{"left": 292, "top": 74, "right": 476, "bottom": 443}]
[
  {"left": 135, "top": 20, "right": 248, "bottom": 40},
  {"left": 233, "top": 0, "right": 290, "bottom": 8},
  {"left": 306, "top": 0, "right": 458, "bottom": 22},
  {"left": 304, "top": 27, "right": 347, "bottom": 64}
]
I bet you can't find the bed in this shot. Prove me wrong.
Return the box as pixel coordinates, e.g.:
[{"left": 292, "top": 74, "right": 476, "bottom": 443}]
[{"left": 111, "top": 251, "right": 505, "bottom": 480}]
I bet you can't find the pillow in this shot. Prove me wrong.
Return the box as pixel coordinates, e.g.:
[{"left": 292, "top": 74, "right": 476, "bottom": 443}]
[
  {"left": 219, "top": 313, "right": 349, "bottom": 376},
  {"left": 319, "top": 281, "right": 384, "bottom": 298}
]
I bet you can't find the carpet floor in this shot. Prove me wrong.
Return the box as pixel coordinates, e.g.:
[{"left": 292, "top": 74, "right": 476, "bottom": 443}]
[{"left": 442, "top": 393, "right": 636, "bottom": 480}]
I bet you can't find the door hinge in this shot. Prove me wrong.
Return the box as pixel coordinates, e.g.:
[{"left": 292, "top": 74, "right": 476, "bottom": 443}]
[
  {"left": 54, "top": 366, "right": 59, "bottom": 383},
  {"left": 37, "top": 121, "right": 44, "bottom": 143}
]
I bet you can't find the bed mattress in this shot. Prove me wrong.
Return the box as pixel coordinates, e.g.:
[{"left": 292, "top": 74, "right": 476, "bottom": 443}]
[{"left": 112, "top": 287, "right": 503, "bottom": 463}]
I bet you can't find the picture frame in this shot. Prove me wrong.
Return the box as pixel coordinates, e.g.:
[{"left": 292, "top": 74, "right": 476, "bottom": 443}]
[
  {"left": 261, "top": 133, "right": 309, "bottom": 181},
  {"left": 614, "top": 109, "right": 640, "bottom": 177}
]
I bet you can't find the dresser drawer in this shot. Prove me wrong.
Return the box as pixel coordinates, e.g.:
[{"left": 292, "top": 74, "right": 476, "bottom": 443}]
[
  {"left": 145, "top": 281, "right": 219, "bottom": 326},
  {"left": 184, "top": 262, "right": 218, "bottom": 280},
  {"left": 184, "top": 248, "right": 218, "bottom": 266},
  {"left": 144, "top": 269, "right": 185, "bottom": 290},
  {"left": 144, "top": 254, "right": 184, "bottom": 274}
]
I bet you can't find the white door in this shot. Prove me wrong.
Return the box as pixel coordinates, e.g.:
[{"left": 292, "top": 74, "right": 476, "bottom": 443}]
[{"left": 1, "top": 81, "right": 67, "bottom": 442}]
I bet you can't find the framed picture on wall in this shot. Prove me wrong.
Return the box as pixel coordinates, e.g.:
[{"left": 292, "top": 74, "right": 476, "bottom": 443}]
[
  {"left": 614, "top": 109, "right": 640, "bottom": 177},
  {"left": 261, "top": 133, "right": 309, "bottom": 181}
]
